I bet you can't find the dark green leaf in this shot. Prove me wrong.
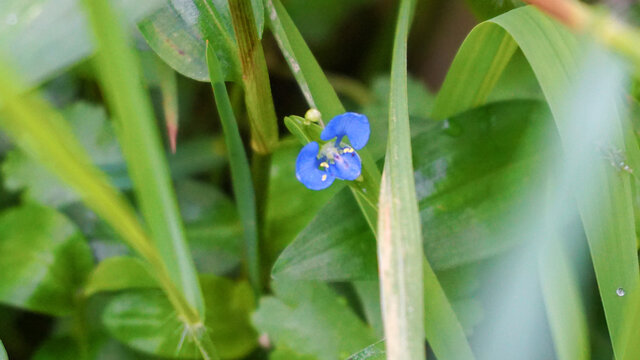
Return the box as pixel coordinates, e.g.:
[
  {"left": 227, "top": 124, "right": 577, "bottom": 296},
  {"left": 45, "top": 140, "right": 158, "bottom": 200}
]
[
  {"left": 0, "top": 204, "right": 93, "bottom": 316},
  {"left": 252, "top": 280, "right": 377, "bottom": 360},
  {"left": 103, "top": 275, "right": 257, "bottom": 359}
]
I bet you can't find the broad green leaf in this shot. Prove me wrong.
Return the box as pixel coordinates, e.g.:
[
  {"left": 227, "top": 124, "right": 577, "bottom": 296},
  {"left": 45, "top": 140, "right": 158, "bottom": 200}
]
[
  {"left": 270, "top": 346, "right": 316, "bottom": 360},
  {"left": 85, "top": 257, "right": 158, "bottom": 297},
  {"left": 273, "top": 100, "right": 550, "bottom": 280},
  {"left": 206, "top": 42, "right": 260, "bottom": 292},
  {"left": 0, "top": 0, "right": 162, "bottom": 89},
  {"left": 139, "top": 0, "right": 264, "bottom": 82},
  {"left": 84, "top": 0, "right": 204, "bottom": 319},
  {"left": 432, "top": 6, "right": 638, "bottom": 359},
  {"left": 252, "top": 280, "right": 377, "bottom": 360},
  {"left": 0, "top": 204, "right": 93, "bottom": 316},
  {"left": 103, "top": 275, "right": 257, "bottom": 359},
  {"left": 377, "top": 0, "right": 425, "bottom": 357},
  {"left": 346, "top": 341, "right": 385, "bottom": 360},
  {"left": 32, "top": 332, "right": 166, "bottom": 360}
]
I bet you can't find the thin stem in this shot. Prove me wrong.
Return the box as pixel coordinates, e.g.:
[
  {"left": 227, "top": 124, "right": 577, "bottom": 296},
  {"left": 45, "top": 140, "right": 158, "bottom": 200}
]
[{"left": 229, "top": 0, "right": 279, "bottom": 154}]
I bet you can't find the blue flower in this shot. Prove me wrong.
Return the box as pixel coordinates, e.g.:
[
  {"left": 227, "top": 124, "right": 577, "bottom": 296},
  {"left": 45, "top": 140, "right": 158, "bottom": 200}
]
[{"left": 295, "top": 112, "right": 370, "bottom": 190}]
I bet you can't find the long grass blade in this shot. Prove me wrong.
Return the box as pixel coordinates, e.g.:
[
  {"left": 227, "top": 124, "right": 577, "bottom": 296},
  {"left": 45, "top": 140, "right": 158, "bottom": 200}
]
[
  {"left": 82, "top": 0, "right": 205, "bottom": 319},
  {"left": 206, "top": 42, "right": 260, "bottom": 294},
  {"left": 377, "top": 0, "right": 425, "bottom": 358}
]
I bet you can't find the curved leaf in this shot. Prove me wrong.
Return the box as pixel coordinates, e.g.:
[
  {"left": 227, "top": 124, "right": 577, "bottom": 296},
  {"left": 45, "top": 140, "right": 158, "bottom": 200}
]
[
  {"left": 252, "top": 280, "right": 377, "bottom": 360},
  {"left": 84, "top": 257, "right": 158, "bottom": 297},
  {"left": 432, "top": 6, "right": 638, "bottom": 358},
  {"left": 0, "top": 204, "right": 93, "bottom": 316}
]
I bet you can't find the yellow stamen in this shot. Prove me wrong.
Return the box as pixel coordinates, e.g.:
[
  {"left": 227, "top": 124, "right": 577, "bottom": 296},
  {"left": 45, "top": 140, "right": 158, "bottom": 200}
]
[{"left": 321, "top": 174, "right": 327, "bottom": 181}]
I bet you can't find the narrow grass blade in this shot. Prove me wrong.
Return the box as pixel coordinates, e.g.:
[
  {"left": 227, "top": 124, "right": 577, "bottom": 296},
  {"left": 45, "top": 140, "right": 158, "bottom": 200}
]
[
  {"left": 82, "top": 0, "right": 205, "bottom": 318},
  {"left": 432, "top": 6, "right": 638, "bottom": 358},
  {"left": 538, "top": 235, "right": 589, "bottom": 360},
  {"left": 206, "top": 42, "right": 260, "bottom": 294},
  {"left": 0, "top": 339, "right": 6, "bottom": 360},
  {"left": 377, "top": 0, "right": 425, "bottom": 358}
]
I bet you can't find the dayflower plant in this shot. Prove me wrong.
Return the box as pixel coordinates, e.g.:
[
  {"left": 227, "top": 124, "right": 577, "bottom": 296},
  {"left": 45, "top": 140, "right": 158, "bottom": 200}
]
[{"left": 295, "top": 112, "right": 370, "bottom": 190}]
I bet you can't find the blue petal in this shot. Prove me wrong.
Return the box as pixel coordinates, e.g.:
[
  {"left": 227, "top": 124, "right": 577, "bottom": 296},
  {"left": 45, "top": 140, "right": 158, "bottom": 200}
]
[
  {"left": 328, "top": 148, "right": 362, "bottom": 180},
  {"left": 295, "top": 142, "right": 335, "bottom": 190},
  {"left": 320, "top": 112, "right": 370, "bottom": 150}
]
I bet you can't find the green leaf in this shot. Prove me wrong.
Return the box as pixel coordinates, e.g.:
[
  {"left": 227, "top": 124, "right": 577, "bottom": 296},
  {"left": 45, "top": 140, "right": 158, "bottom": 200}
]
[
  {"left": 252, "top": 280, "right": 377, "bottom": 360},
  {"left": 432, "top": 6, "right": 638, "bottom": 359},
  {"left": 0, "top": 0, "right": 163, "bottom": 89},
  {"left": 32, "top": 331, "right": 167, "bottom": 360},
  {"left": 377, "top": 0, "right": 425, "bottom": 357},
  {"left": 139, "top": 0, "right": 264, "bottom": 82},
  {"left": 0, "top": 204, "right": 93, "bottom": 316},
  {"left": 85, "top": 257, "right": 158, "bottom": 297},
  {"left": 270, "top": 346, "right": 316, "bottom": 360},
  {"left": 84, "top": 0, "right": 204, "bottom": 319},
  {"left": 0, "top": 339, "right": 7, "bottom": 360},
  {"left": 273, "top": 100, "right": 550, "bottom": 281},
  {"left": 346, "top": 340, "right": 385, "bottom": 360},
  {"left": 103, "top": 275, "right": 257, "bottom": 359}
]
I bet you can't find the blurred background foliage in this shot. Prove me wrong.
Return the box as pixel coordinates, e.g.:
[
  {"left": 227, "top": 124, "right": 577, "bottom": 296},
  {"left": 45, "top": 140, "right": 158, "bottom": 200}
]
[{"left": 0, "top": 0, "right": 640, "bottom": 359}]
